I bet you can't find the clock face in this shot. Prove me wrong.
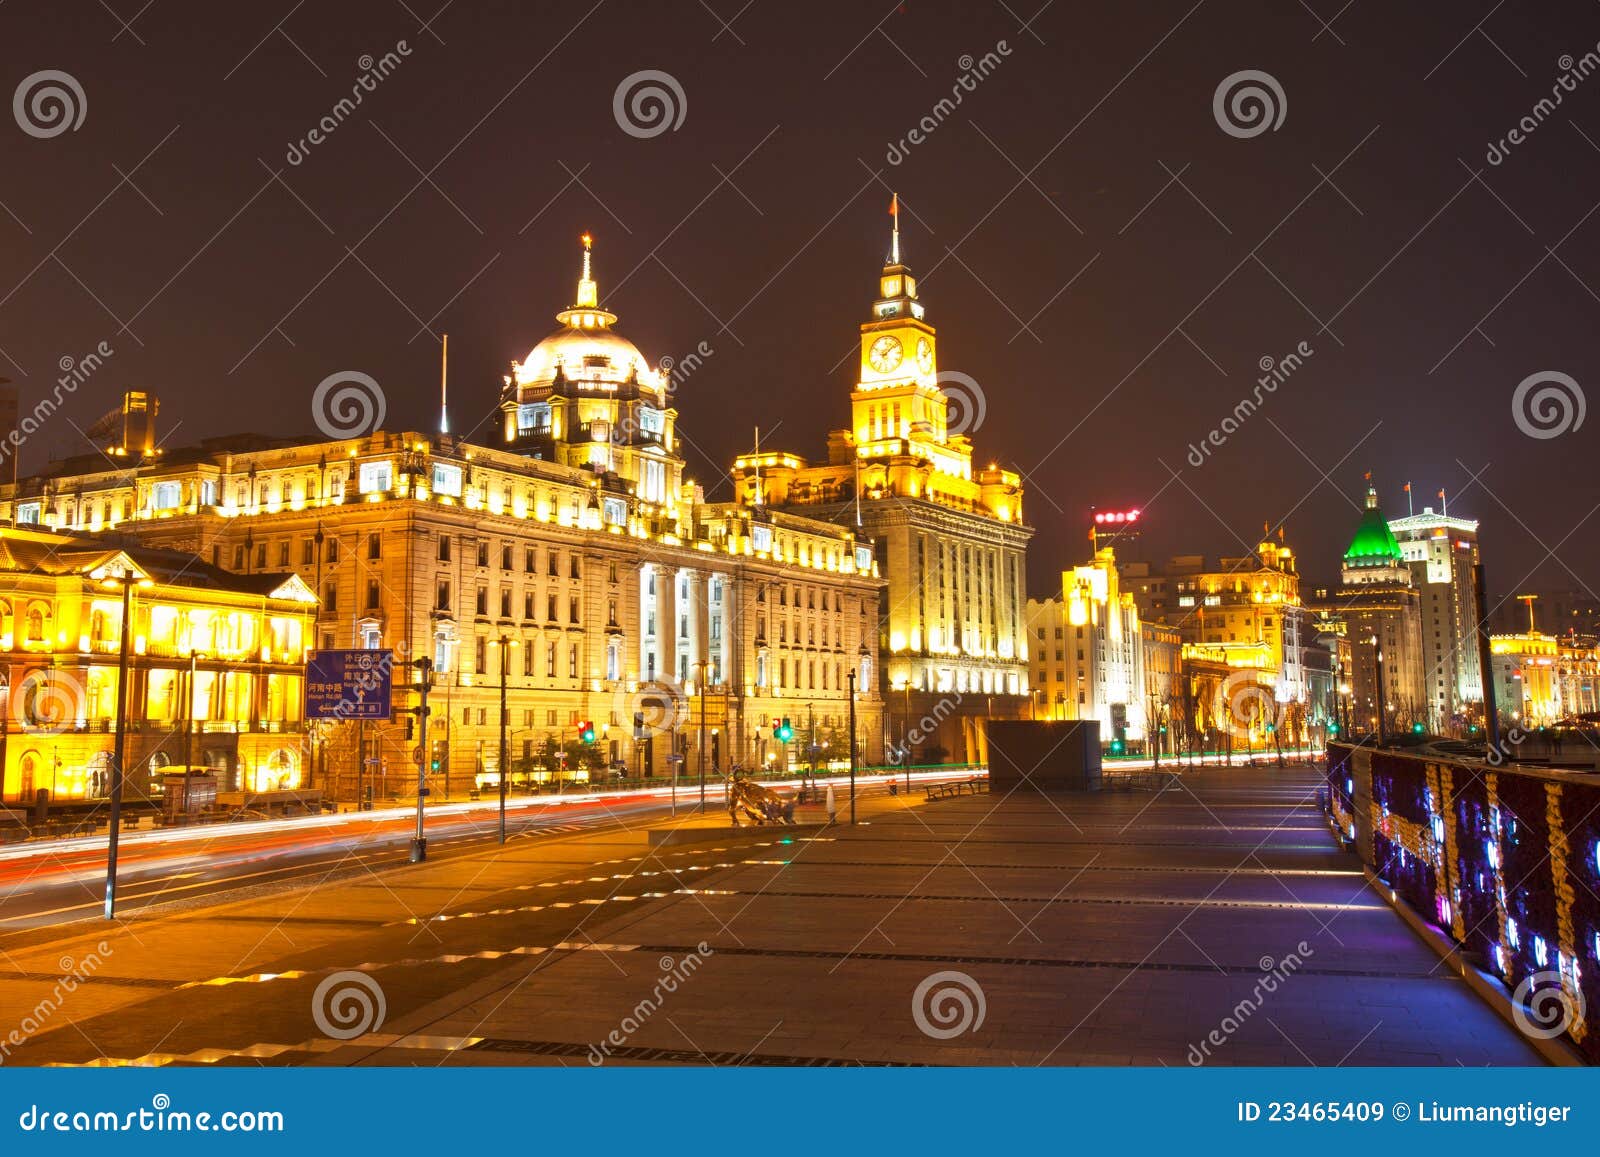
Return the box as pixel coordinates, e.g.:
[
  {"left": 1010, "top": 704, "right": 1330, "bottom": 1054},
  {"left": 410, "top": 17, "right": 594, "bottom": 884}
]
[
  {"left": 915, "top": 338, "right": 934, "bottom": 374},
  {"left": 868, "top": 334, "right": 903, "bottom": 373}
]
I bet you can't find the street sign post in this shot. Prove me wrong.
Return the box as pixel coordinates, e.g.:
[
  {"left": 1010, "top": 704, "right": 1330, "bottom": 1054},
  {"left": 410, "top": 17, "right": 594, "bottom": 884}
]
[{"left": 305, "top": 650, "right": 395, "bottom": 720}]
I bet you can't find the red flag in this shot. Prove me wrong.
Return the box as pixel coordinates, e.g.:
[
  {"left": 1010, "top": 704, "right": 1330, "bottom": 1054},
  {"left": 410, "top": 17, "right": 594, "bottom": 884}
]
[{"left": 889, "top": 193, "right": 897, "bottom": 216}]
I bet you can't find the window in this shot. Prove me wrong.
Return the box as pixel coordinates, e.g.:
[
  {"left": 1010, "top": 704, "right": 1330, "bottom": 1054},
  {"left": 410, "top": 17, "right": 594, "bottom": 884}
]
[
  {"left": 608, "top": 561, "right": 618, "bottom": 583},
  {"left": 475, "top": 637, "right": 486, "bottom": 673},
  {"left": 547, "top": 593, "right": 558, "bottom": 622},
  {"left": 499, "top": 588, "right": 512, "bottom": 618},
  {"left": 323, "top": 580, "right": 338, "bottom": 611},
  {"left": 524, "top": 547, "right": 536, "bottom": 572},
  {"left": 278, "top": 541, "right": 290, "bottom": 567},
  {"left": 523, "top": 646, "right": 533, "bottom": 676},
  {"left": 366, "top": 580, "right": 380, "bottom": 609},
  {"left": 602, "top": 497, "right": 627, "bottom": 526},
  {"left": 569, "top": 595, "right": 580, "bottom": 624},
  {"left": 516, "top": 401, "right": 551, "bottom": 433},
  {"left": 476, "top": 541, "right": 488, "bottom": 568},
  {"left": 475, "top": 586, "right": 487, "bottom": 616},
  {"left": 546, "top": 642, "right": 557, "bottom": 678},
  {"left": 570, "top": 555, "right": 581, "bottom": 579},
  {"left": 607, "top": 598, "right": 618, "bottom": 627},
  {"left": 152, "top": 481, "right": 181, "bottom": 510},
  {"left": 358, "top": 461, "right": 392, "bottom": 493},
  {"left": 437, "top": 536, "right": 452, "bottom": 562},
  {"left": 523, "top": 591, "right": 534, "bottom": 620},
  {"left": 568, "top": 643, "right": 579, "bottom": 678},
  {"left": 753, "top": 525, "right": 773, "bottom": 553},
  {"left": 361, "top": 623, "right": 382, "bottom": 650},
  {"left": 436, "top": 580, "right": 451, "bottom": 611},
  {"left": 501, "top": 544, "right": 512, "bottom": 570},
  {"left": 326, "top": 538, "right": 340, "bottom": 563},
  {"left": 367, "top": 533, "right": 381, "bottom": 560},
  {"left": 430, "top": 462, "right": 463, "bottom": 496},
  {"left": 301, "top": 540, "right": 315, "bottom": 566},
  {"left": 548, "top": 551, "right": 559, "bottom": 577}
]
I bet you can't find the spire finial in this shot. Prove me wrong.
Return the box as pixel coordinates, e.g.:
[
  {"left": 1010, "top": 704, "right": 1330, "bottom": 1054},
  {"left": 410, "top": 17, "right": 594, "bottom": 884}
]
[
  {"left": 889, "top": 194, "right": 900, "bottom": 265},
  {"left": 575, "top": 232, "right": 597, "bottom": 309}
]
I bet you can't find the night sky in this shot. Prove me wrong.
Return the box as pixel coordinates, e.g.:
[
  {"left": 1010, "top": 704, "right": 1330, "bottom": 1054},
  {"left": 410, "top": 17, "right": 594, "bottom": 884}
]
[{"left": 5, "top": 0, "right": 1599, "bottom": 611}]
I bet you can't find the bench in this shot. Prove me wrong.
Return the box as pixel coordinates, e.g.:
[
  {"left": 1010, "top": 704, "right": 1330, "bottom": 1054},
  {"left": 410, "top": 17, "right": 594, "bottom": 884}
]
[{"left": 922, "top": 778, "right": 989, "bottom": 801}]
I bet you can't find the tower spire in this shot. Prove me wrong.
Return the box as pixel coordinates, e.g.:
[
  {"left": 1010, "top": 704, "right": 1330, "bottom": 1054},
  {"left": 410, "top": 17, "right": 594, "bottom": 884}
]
[
  {"left": 889, "top": 193, "right": 900, "bottom": 265},
  {"left": 575, "top": 232, "right": 597, "bottom": 308},
  {"left": 439, "top": 332, "right": 449, "bottom": 435}
]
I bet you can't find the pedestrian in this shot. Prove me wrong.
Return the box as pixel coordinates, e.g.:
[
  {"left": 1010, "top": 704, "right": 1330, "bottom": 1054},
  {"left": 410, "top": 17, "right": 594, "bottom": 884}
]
[{"left": 825, "top": 783, "right": 836, "bottom": 823}]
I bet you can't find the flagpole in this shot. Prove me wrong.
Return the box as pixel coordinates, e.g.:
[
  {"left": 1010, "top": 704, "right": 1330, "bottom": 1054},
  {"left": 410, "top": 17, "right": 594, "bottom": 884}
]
[
  {"left": 1405, "top": 482, "right": 1412, "bottom": 517},
  {"left": 890, "top": 193, "right": 900, "bottom": 265},
  {"left": 439, "top": 332, "right": 449, "bottom": 435}
]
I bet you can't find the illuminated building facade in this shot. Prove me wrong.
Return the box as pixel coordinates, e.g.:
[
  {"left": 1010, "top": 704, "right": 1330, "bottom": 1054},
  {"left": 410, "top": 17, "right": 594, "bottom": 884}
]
[
  {"left": 1027, "top": 548, "right": 1181, "bottom": 751},
  {"left": 1120, "top": 533, "right": 1315, "bottom": 718},
  {"left": 1388, "top": 504, "right": 1483, "bottom": 731},
  {"left": 1320, "top": 484, "right": 1427, "bottom": 732},
  {"left": 0, "top": 526, "right": 315, "bottom": 803},
  {"left": 732, "top": 216, "right": 1030, "bottom": 763},
  {"left": 1487, "top": 633, "right": 1559, "bottom": 727},
  {"left": 1, "top": 239, "right": 884, "bottom": 794}
]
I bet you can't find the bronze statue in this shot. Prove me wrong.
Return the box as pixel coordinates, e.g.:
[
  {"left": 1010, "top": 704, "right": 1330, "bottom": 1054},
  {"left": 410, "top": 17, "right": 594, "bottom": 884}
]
[{"left": 726, "top": 766, "right": 796, "bottom": 826}]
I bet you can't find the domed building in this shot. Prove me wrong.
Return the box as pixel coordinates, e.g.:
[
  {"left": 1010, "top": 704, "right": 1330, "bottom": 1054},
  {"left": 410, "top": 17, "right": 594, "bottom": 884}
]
[
  {"left": 1329, "top": 481, "right": 1426, "bottom": 736},
  {"left": 498, "top": 235, "right": 681, "bottom": 510}
]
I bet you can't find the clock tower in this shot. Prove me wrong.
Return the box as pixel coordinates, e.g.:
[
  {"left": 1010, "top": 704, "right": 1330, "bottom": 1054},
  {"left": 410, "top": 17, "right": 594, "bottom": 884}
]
[{"left": 850, "top": 204, "right": 967, "bottom": 471}]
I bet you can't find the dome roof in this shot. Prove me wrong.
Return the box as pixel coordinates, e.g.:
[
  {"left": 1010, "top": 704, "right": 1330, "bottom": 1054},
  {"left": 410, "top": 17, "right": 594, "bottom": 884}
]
[
  {"left": 511, "top": 232, "right": 666, "bottom": 396},
  {"left": 515, "top": 325, "right": 663, "bottom": 392},
  {"left": 1344, "top": 485, "right": 1404, "bottom": 568}
]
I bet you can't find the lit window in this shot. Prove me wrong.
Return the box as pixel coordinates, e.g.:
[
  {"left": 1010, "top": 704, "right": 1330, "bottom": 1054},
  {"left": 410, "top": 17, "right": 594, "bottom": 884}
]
[
  {"left": 431, "top": 463, "right": 463, "bottom": 496},
  {"left": 358, "top": 461, "right": 393, "bottom": 494}
]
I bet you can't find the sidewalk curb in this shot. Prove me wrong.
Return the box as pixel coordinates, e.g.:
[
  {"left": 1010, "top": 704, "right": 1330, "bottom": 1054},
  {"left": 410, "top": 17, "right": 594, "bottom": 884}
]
[{"left": 1363, "top": 867, "right": 1584, "bottom": 1067}]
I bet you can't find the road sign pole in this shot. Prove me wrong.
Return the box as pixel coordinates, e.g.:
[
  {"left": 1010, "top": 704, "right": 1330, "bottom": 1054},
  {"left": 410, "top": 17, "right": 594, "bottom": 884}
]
[{"left": 411, "top": 658, "right": 432, "bottom": 863}]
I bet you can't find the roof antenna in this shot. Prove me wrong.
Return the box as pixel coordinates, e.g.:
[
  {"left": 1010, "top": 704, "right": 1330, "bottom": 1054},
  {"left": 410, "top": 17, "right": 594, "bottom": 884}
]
[{"left": 439, "top": 332, "right": 450, "bottom": 435}]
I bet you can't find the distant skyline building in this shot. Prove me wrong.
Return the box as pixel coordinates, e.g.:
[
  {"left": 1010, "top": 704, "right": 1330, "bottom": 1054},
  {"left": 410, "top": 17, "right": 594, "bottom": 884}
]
[
  {"left": 1387, "top": 503, "right": 1483, "bottom": 731},
  {"left": 1320, "top": 482, "right": 1427, "bottom": 734}
]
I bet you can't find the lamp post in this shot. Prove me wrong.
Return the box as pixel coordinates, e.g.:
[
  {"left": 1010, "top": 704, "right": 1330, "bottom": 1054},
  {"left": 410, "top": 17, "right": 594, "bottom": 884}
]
[
  {"left": 102, "top": 564, "right": 149, "bottom": 921},
  {"left": 1372, "top": 636, "right": 1386, "bottom": 747},
  {"left": 410, "top": 657, "right": 434, "bottom": 862},
  {"left": 497, "top": 635, "right": 517, "bottom": 844},
  {"left": 847, "top": 670, "right": 858, "bottom": 824},
  {"left": 696, "top": 660, "right": 708, "bottom": 813}
]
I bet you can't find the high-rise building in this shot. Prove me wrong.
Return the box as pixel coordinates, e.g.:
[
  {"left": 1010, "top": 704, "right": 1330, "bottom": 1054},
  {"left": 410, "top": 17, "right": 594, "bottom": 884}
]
[
  {"left": 0, "top": 237, "right": 886, "bottom": 794},
  {"left": 1025, "top": 548, "right": 1142, "bottom": 741},
  {"left": 1386, "top": 503, "right": 1483, "bottom": 732},
  {"left": 1319, "top": 483, "right": 1427, "bottom": 734},
  {"left": 733, "top": 212, "right": 1031, "bottom": 763}
]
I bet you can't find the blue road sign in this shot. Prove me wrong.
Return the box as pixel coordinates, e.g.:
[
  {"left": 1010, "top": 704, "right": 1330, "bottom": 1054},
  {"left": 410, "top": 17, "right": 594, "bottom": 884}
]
[{"left": 305, "top": 649, "right": 395, "bottom": 720}]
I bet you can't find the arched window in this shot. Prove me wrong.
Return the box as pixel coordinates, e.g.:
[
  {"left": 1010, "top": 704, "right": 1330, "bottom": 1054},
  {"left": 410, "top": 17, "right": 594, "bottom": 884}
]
[{"left": 25, "top": 607, "right": 46, "bottom": 643}]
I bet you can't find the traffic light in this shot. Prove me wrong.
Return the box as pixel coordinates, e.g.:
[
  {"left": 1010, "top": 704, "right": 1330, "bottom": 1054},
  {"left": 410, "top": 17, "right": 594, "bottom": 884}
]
[
  {"left": 775, "top": 717, "right": 793, "bottom": 742},
  {"left": 1109, "top": 737, "right": 1125, "bottom": 756},
  {"left": 1265, "top": 722, "right": 1275, "bottom": 734},
  {"left": 577, "top": 720, "right": 596, "bottom": 744},
  {"left": 1329, "top": 722, "right": 1340, "bottom": 736},
  {"left": 1412, "top": 722, "right": 1425, "bottom": 735}
]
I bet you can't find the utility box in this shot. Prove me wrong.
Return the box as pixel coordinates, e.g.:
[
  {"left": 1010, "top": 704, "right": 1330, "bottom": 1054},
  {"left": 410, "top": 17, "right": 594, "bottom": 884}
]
[
  {"left": 163, "top": 770, "right": 217, "bottom": 820},
  {"left": 986, "top": 720, "right": 1103, "bottom": 792}
]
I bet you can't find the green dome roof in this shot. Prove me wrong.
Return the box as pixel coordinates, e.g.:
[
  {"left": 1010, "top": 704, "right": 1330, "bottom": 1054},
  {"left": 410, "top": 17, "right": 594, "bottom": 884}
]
[{"left": 1343, "top": 486, "right": 1403, "bottom": 567}]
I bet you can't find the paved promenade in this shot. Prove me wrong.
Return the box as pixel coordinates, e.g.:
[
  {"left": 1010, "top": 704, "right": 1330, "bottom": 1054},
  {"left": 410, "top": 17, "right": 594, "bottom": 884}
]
[{"left": 0, "top": 766, "right": 1543, "bottom": 1066}]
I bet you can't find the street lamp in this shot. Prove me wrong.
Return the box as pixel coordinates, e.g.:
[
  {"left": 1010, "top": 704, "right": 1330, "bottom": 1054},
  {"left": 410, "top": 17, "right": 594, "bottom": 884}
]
[
  {"left": 409, "top": 657, "right": 434, "bottom": 862},
  {"left": 847, "top": 669, "right": 858, "bottom": 824},
  {"left": 100, "top": 562, "right": 151, "bottom": 921},
  {"left": 497, "top": 635, "right": 518, "bottom": 844}
]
